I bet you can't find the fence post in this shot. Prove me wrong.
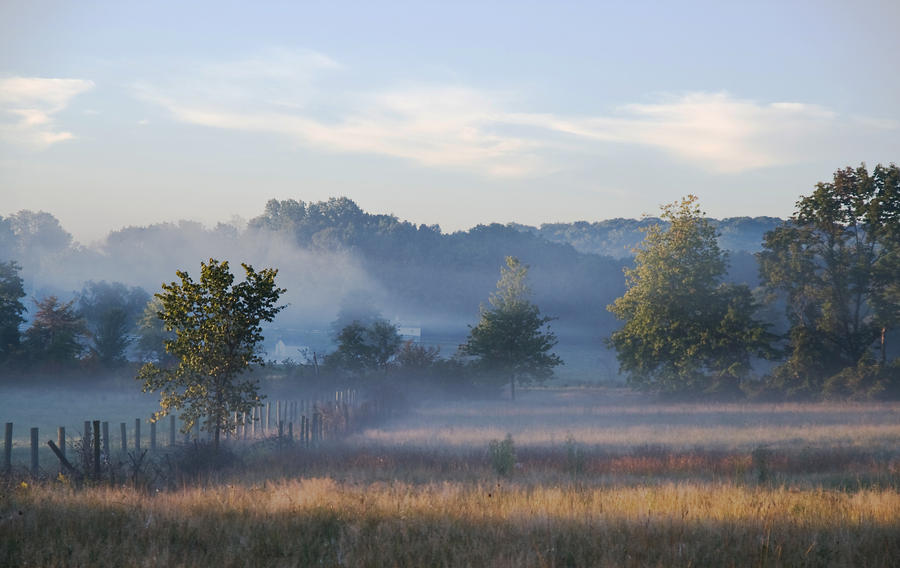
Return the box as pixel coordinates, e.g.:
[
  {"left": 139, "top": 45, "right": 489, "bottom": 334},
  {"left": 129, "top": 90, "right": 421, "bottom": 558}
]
[
  {"left": 57, "top": 426, "right": 66, "bottom": 460},
  {"left": 4, "top": 423, "right": 11, "bottom": 473},
  {"left": 102, "top": 422, "right": 110, "bottom": 457},
  {"left": 30, "top": 427, "right": 39, "bottom": 476},
  {"left": 135, "top": 419, "right": 141, "bottom": 453},
  {"left": 120, "top": 422, "right": 127, "bottom": 453},
  {"left": 83, "top": 420, "right": 91, "bottom": 458},
  {"left": 92, "top": 421, "right": 101, "bottom": 479},
  {"left": 300, "top": 416, "right": 305, "bottom": 447},
  {"left": 150, "top": 421, "right": 156, "bottom": 451}
]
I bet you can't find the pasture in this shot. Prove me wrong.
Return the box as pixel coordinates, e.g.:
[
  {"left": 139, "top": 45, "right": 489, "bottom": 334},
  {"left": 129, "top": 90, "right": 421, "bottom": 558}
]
[{"left": 2, "top": 386, "right": 900, "bottom": 566}]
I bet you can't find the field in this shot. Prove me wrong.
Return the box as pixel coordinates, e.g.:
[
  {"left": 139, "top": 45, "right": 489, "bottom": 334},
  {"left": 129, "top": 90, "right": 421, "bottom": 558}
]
[{"left": 2, "top": 386, "right": 900, "bottom": 566}]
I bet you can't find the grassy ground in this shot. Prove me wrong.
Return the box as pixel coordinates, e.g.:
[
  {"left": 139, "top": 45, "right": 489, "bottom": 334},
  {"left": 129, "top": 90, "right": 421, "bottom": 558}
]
[{"left": 2, "top": 387, "right": 900, "bottom": 566}]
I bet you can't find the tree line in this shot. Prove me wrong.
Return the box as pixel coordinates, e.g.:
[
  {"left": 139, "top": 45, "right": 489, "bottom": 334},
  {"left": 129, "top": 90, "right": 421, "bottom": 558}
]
[
  {"left": 1, "top": 163, "right": 897, "bottom": 404},
  {"left": 610, "top": 164, "right": 900, "bottom": 399},
  {"left": 132, "top": 162, "right": 899, "bottom": 444}
]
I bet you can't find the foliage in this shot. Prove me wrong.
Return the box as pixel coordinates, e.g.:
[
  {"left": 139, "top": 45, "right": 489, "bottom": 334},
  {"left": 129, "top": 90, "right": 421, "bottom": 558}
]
[
  {"left": 0, "top": 260, "right": 26, "bottom": 364},
  {"left": 822, "top": 356, "right": 900, "bottom": 401},
  {"left": 759, "top": 164, "right": 900, "bottom": 397},
  {"left": 461, "top": 256, "right": 562, "bottom": 399},
  {"left": 488, "top": 434, "right": 517, "bottom": 477},
  {"left": 77, "top": 281, "right": 149, "bottom": 367},
  {"left": 137, "top": 259, "right": 285, "bottom": 449},
  {"left": 22, "top": 296, "right": 89, "bottom": 370},
  {"left": 248, "top": 198, "right": 629, "bottom": 347},
  {"left": 608, "top": 196, "right": 773, "bottom": 396},
  {"left": 329, "top": 319, "right": 402, "bottom": 375},
  {"left": 519, "top": 216, "right": 784, "bottom": 259},
  {"left": 394, "top": 340, "right": 441, "bottom": 371},
  {"left": 5, "top": 210, "right": 73, "bottom": 258}
]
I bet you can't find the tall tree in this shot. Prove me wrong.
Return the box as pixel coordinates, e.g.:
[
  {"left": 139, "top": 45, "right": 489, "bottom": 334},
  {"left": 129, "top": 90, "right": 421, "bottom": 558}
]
[
  {"left": 330, "top": 318, "right": 402, "bottom": 374},
  {"left": 759, "top": 164, "right": 900, "bottom": 396},
  {"left": 23, "top": 296, "right": 88, "bottom": 370},
  {"left": 0, "top": 261, "right": 26, "bottom": 365},
  {"left": 608, "top": 196, "right": 772, "bottom": 396},
  {"left": 462, "top": 256, "right": 562, "bottom": 400},
  {"left": 137, "top": 259, "right": 285, "bottom": 450},
  {"left": 77, "top": 281, "right": 149, "bottom": 367}
]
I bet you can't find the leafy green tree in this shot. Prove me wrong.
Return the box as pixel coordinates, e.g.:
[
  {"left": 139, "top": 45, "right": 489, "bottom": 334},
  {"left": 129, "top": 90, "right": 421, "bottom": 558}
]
[
  {"left": 77, "top": 281, "right": 149, "bottom": 367},
  {"left": 462, "top": 256, "right": 562, "bottom": 400},
  {"left": 23, "top": 296, "right": 88, "bottom": 370},
  {"left": 608, "top": 196, "right": 772, "bottom": 396},
  {"left": 0, "top": 261, "right": 26, "bottom": 365},
  {"left": 330, "top": 318, "right": 402, "bottom": 374},
  {"left": 870, "top": 165, "right": 900, "bottom": 364},
  {"left": 137, "top": 259, "right": 285, "bottom": 450},
  {"left": 759, "top": 164, "right": 900, "bottom": 397}
]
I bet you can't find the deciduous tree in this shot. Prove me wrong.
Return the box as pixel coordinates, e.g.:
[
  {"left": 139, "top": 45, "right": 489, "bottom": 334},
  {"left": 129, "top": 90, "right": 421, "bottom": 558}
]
[
  {"left": 77, "top": 281, "right": 149, "bottom": 367},
  {"left": 0, "top": 260, "right": 26, "bottom": 365},
  {"left": 137, "top": 259, "right": 285, "bottom": 450},
  {"left": 759, "top": 164, "right": 900, "bottom": 397},
  {"left": 608, "top": 196, "right": 772, "bottom": 396},
  {"left": 23, "top": 296, "right": 88, "bottom": 370},
  {"left": 330, "top": 319, "right": 402, "bottom": 374}
]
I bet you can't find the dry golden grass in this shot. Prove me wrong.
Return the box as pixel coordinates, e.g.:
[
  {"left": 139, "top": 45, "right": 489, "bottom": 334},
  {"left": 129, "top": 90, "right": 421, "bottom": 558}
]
[
  {"left": 3, "top": 476, "right": 899, "bottom": 567},
  {"left": 2, "top": 388, "right": 900, "bottom": 566}
]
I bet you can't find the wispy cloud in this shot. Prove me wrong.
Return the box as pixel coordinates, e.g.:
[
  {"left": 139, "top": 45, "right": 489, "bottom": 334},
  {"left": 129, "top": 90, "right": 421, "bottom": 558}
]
[
  {"left": 510, "top": 93, "right": 841, "bottom": 173},
  {"left": 0, "top": 76, "right": 95, "bottom": 149},
  {"left": 135, "top": 50, "right": 895, "bottom": 176}
]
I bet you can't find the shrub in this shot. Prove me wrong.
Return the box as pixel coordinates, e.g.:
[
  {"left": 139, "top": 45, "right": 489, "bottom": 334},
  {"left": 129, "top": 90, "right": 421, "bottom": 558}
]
[{"left": 488, "top": 434, "right": 516, "bottom": 477}]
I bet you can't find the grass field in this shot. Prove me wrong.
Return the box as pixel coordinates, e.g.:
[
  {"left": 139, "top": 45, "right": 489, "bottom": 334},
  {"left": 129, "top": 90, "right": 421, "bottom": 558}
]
[{"left": 2, "top": 387, "right": 900, "bottom": 566}]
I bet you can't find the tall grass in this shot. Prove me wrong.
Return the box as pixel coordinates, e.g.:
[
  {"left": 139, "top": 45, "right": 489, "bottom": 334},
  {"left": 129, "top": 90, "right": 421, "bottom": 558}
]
[
  {"left": 2, "top": 387, "right": 899, "bottom": 566},
  {"left": 3, "top": 477, "right": 899, "bottom": 566}
]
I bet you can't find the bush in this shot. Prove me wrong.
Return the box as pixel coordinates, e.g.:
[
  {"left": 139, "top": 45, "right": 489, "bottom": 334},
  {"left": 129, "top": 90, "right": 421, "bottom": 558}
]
[{"left": 488, "top": 434, "right": 516, "bottom": 477}]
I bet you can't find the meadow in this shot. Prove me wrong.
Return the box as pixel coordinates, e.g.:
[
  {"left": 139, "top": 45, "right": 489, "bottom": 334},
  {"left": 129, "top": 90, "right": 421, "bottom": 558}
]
[{"left": 2, "top": 387, "right": 900, "bottom": 566}]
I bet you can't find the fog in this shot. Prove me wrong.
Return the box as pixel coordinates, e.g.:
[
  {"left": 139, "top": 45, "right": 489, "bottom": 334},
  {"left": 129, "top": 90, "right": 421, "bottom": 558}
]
[{"left": 0, "top": 200, "right": 786, "bottom": 381}]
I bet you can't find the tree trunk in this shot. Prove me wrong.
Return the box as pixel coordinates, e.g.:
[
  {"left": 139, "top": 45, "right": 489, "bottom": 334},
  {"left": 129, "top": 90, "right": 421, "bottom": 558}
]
[
  {"left": 214, "top": 424, "right": 220, "bottom": 451},
  {"left": 882, "top": 326, "right": 887, "bottom": 365}
]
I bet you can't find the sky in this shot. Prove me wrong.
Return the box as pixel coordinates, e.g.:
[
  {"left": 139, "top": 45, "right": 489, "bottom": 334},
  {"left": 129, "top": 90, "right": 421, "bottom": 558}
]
[{"left": 2, "top": 0, "right": 899, "bottom": 244}]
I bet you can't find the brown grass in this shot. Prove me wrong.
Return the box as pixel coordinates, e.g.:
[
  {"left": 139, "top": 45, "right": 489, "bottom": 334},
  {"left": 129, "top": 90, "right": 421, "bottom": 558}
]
[
  {"left": 2, "top": 387, "right": 900, "bottom": 566},
  {"left": 3, "top": 475, "right": 899, "bottom": 567}
]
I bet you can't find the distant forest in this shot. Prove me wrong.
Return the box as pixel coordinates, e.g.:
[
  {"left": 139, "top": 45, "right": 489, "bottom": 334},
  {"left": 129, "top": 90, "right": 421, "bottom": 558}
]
[{"left": 0, "top": 200, "right": 781, "bottom": 380}]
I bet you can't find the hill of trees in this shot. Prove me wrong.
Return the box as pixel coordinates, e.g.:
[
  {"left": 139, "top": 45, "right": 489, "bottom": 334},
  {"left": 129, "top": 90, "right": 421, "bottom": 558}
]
[
  {"left": 0, "top": 197, "right": 784, "bottom": 382},
  {"left": 510, "top": 216, "right": 783, "bottom": 258}
]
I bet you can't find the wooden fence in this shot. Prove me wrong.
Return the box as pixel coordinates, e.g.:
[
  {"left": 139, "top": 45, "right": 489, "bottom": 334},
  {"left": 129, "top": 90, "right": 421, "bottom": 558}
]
[{"left": 2, "top": 389, "right": 385, "bottom": 478}]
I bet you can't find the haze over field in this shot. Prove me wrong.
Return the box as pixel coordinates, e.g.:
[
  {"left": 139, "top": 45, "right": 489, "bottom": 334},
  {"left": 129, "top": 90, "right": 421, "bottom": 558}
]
[
  {"left": 3, "top": 1, "right": 899, "bottom": 244},
  {"left": 2, "top": 6, "right": 900, "bottom": 565}
]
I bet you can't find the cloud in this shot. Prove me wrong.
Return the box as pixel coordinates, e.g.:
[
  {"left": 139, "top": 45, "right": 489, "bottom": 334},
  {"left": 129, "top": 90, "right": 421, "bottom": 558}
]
[
  {"left": 0, "top": 76, "right": 95, "bottom": 149},
  {"left": 512, "top": 93, "right": 842, "bottom": 173},
  {"left": 135, "top": 50, "right": 896, "bottom": 175}
]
